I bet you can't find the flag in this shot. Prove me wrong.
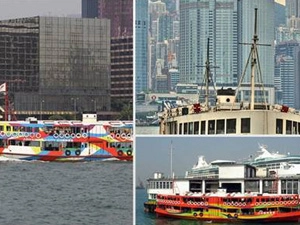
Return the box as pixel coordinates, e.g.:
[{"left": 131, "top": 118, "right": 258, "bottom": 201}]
[{"left": 0, "top": 83, "right": 6, "bottom": 92}]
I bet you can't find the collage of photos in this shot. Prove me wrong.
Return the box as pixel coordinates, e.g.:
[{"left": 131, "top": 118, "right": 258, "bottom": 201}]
[
  {"left": 136, "top": 0, "right": 300, "bottom": 224},
  {"left": 0, "top": 0, "right": 300, "bottom": 225}
]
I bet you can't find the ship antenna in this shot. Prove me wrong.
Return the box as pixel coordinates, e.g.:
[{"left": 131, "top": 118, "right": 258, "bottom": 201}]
[
  {"left": 196, "top": 38, "right": 219, "bottom": 107},
  {"left": 233, "top": 8, "right": 271, "bottom": 110}
]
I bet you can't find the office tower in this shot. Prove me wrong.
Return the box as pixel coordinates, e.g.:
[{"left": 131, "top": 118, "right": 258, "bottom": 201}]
[
  {"left": 286, "top": 0, "right": 300, "bottom": 18},
  {"left": 179, "top": 0, "right": 238, "bottom": 86},
  {"left": 275, "top": 41, "right": 300, "bottom": 108},
  {"left": 238, "top": 0, "right": 275, "bottom": 88},
  {"left": 111, "top": 36, "right": 133, "bottom": 102},
  {"left": 135, "top": 0, "right": 149, "bottom": 93},
  {"left": 98, "top": 0, "right": 133, "bottom": 37},
  {"left": 82, "top": 0, "right": 99, "bottom": 18},
  {"left": 0, "top": 17, "right": 111, "bottom": 119},
  {"left": 275, "top": 2, "right": 286, "bottom": 28}
]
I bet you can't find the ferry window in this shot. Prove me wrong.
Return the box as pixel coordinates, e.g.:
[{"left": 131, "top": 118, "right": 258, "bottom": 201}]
[
  {"left": 298, "top": 123, "right": 300, "bottom": 135},
  {"left": 241, "top": 118, "right": 250, "bottom": 133},
  {"left": 184, "top": 123, "right": 188, "bottom": 134},
  {"left": 12, "top": 126, "right": 19, "bottom": 131},
  {"left": 226, "top": 119, "right": 236, "bottom": 134},
  {"left": 292, "top": 121, "right": 297, "bottom": 134},
  {"left": 286, "top": 120, "right": 292, "bottom": 134},
  {"left": 276, "top": 119, "right": 283, "bottom": 134},
  {"left": 188, "top": 122, "right": 193, "bottom": 134},
  {"left": 0, "top": 125, "right": 3, "bottom": 131},
  {"left": 179, "top": 123, "right": 182, "bottom": 134},
  {"left": 194, "top": 122, "right": 199, "bottom": 134},
  {"left": 208, "top": 120, "right": 215, "bottom": 135},
  {"left": 216, "top": 119, "right": 225, "bottom": 134},
  {"left": 6, "top": 126, "right": 11, "bottom": 131},
  {"left": 201, "top": 121, "right": 206, "bottom": 134}
]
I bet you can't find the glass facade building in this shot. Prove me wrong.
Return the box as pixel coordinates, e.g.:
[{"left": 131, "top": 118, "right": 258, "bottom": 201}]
[
  {"left": 0, "top": 16, "right": 111, "bottom": 119},
  {"left": 179, "top": 0, "right": 238, "bottom": 86},
  {"left": 135, "top": 0, "right": 149, "bottom": 93}
]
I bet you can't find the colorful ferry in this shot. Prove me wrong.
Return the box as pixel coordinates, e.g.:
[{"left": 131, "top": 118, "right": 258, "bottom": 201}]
[
  {"left": 0, "top": 113, "right": 133, "bottom": 162},
  {"left": 155, "top": 190, "right": 300, "bottom": 222}
]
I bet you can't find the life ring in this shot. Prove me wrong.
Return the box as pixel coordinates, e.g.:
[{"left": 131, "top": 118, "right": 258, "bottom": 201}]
[
  {"left": 65, "top": 133, "right": 70, "bottom": 139},
  {"left": 151, "top": 95, "right": 156, "bottom": 100},
  {"left": 30, "top": 133, "right": 35, "bottom": 138},
  {"left": 71, "top": 133, "right": 76, "bottom": 139},
  {"left": 0, "top": 131, "right": 4, "bottom": 137},
  {"left": 65, "top": 150, "right": 71, "bottom": 156},
  {"left": 24, "top": 132, "right": 29, "bottom": 137},
  {"left": 121, "top": 133, "right": 126, "bottom": 139},
  {"left": 59, "top": 134, "right": 64, "bottom": 139},
  {"left": 117, "top": 150, "right": 123, "bottom": 156},
  {"left": 36, "top": 133, "right": 41, "bottom": 138},
  {"left": 75, "top": 150, "right": 81, "bottom": 156},
  {"left": 193, "top": 213, "right": 197, "bottom": 217},
  {"left": 76, "top": 133, "right": 81, "bottom": 138},
  {"left": 116, "top": 133, "right": 120, "bottom": 139},
  {"left": 6, "top": 132, "right": 11, "bottom": 137},
  {"left": 199, "top": 212, "right": 203, "bottom": 217},
  {"left": 82, "top": 133, "right": 88, "bottom": 138},
  {"left": 53, "top": 133, "right": 59, "bottom": 138},
  {"left": 12, "top": 132, "right": 18, "bottom": 137},
  {"left": 127, "top": 150, "right": 132, "bottom": 156},
  {"left": 127, "top": 133, "right": 131, "bottom": 139}
]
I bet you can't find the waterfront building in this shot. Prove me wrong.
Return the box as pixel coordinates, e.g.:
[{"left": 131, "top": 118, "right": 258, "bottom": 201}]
[{"left": 0, "top": 17, "right": 111, "bottom": 119}]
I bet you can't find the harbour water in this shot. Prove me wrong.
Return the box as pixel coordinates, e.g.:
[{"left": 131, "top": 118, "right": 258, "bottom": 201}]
[
  {"left": 0, "top": 159, "right": 133, "bottom": 225},
  {"left": 136, "top": 189, "right": 299, "bottom": 225},
  {"left": 136, "top": 126, "right": 159, "bottom": 135}
]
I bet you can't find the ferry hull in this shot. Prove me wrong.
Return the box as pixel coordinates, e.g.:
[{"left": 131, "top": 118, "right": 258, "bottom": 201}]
[{"left": 155, "top": 208, "right": 300, "bottom": 223}]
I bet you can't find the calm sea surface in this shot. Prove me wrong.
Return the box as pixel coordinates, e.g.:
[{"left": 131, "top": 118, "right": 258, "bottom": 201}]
[
  {"left": 136, "top": 126, "right": 159, "bottom": 135},
  {"left": 136, "top": 189, "right": 299, "bottom": 225},
  {"left": 0, "top": 159, "right": 133, "bottom": 225}
]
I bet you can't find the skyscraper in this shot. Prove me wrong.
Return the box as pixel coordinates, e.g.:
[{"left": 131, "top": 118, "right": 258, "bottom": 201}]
[
  {"left": 238, "top": 0, "right": 275, "bottom": 88},
  {"left": 82, "top": 0, "right": 99, "bottom": 18},
  {"left": 179, "top": 0, "right": 238, "bottom": 86},
  {"left": 135, "top": 0, "right": 149, "bottom": 93},
  {"left": 98, "top": 0, "right": 133, "bottom": 37}
]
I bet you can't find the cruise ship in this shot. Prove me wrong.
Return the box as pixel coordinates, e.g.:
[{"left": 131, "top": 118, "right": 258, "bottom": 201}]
[{"left": 159, "top": 9, "right": 300, "bottom": 135}]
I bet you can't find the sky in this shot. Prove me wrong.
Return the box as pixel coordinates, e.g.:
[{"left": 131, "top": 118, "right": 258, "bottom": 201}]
[
  {"left": 136, "top": 136, "right": 300, "bottom": 185},
  {"left": 0, "top": 0, "right": 81, "bottom": 20}
]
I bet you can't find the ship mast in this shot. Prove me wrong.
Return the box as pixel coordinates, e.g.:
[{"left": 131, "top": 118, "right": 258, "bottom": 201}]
[
  {"left": 197, "top": 38, "right": 218, "bottom": 107},
  {"left": 205, "top": 38, "right": 210, "bottom": 107},
  {"left": 250, "top": 8, "right": 258, "bottom": 110},
  {"left": 234, "top": 8, "right": 270, "bottom": 109}
]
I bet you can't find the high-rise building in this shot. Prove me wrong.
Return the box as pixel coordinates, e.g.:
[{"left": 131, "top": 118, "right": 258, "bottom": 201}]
[
  {"left": 0, "top": 17, "right": 111, "bottom": 119},
  {"left": 135, "top": 0, "right": 149, "bottom": 93},
  {"left": 238, "top": 0, "right": 275, "bottom": 87},
  {"left": 179, "top": 0, "right": 238, "bottom": 86},
  {"left": 111, "top": 36, "right": 133, "bottom": 102},
  {"left": 82, "top": 0, "right": 133, "bottom": 115},
  {"left": 286, "top": 0, "right": 300, "bottom": 18},
  {"left": 82, "top": 0, "right": 99, "bottom": 18},
  {"left": 98, "top": 0, "right": 133, "bottom": 37}
]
